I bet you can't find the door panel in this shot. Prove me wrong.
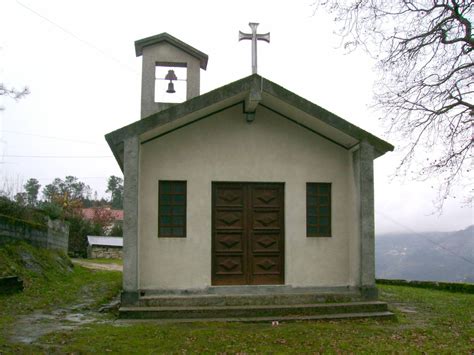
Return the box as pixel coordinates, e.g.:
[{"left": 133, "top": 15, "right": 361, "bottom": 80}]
[
  {"left": 252, "top": 210, "right": 281, "bottom": 229},
  {"left": 252, "top": 186, "right": 280, "bottom": 208},
  {"left": 215, "top": 186, "right": 244, "bottom": 206},
  {"left": 252, "top": 256, "right": 281, "bottom": 274},
  {"left": 251, "top": 232, "right": 280, "bottom": 252},
  {"left": 212, "top": 182, "right": 284, "bottom": 285},
  {"left": 215, "top": 211, "right": 244, "bottom": 229},
  {"left": 214, "top": 232, "right": 244, "bottom": 252},
  {"left": 215, "top": 255, "right": 244, "bottom": 275}
]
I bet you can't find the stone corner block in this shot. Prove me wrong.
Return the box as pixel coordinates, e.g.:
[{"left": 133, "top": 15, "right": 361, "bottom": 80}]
[
  {"left": 360, "top": 286, "right": 379, "bottom": 300},
  {"left": 121, "top": 291, "right": 140, "bottom": 306}
]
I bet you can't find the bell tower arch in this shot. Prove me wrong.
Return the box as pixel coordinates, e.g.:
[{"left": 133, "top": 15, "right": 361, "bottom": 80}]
[{"left": 134, "top": 33, "right": 208, "bottom": 118}]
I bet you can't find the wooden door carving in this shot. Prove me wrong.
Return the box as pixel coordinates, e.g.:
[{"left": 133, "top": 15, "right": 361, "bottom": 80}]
[{"left": 212, "top": 182, "right": 284, "bottom": 285}]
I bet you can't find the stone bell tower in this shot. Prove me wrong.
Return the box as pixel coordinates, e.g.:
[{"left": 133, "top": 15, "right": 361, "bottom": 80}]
[{"left": 134, "top": 33, "right": 208, "bottom": 118}]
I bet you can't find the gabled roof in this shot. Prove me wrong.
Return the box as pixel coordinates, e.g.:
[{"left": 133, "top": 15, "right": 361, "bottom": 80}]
[
  {"left": 105, "top": 74, "right": 393, "bottom": 170},
  {"left": 134, "top": 32, "right": 208, "bottom": 70}
]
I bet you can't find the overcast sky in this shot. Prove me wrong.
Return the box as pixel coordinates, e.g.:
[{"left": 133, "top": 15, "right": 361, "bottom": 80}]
[{"left": 1, "top": 0, "right": 472, "bottom": 234}]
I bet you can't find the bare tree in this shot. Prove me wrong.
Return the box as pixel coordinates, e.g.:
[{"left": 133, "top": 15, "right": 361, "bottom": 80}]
[
  {"left": 0, "top": 83, "right": 29, "bottom": 111},
  {"left": 0, "top": 83, "right": 29, "bottom": 100},
  {"left": 0, "top": 174, "right": 24, "bottom": 199},
  {"left": 314, "top": 0, "right": 473, "bottom": 209}
]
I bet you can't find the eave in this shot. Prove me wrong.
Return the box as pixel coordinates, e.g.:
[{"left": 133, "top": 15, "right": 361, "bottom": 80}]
[{"left": 105, "top": 74, "right": 394, "bottom": 171}]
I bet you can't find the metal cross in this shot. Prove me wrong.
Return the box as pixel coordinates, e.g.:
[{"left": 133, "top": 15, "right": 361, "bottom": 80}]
[{"left": 239, "top": 22, "right": 270, "bottom": 74}]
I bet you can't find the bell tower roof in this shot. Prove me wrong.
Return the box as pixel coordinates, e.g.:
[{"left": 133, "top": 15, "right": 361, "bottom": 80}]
[{"left": 134, "top": 32, "right": 208, "bottom": 70}]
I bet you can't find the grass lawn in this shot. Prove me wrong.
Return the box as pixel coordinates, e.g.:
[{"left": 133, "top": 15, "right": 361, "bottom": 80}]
[
  {"left": 0, "top": 244, "right": 472, "bottom": 353},
  {"left": 2, "top": 281, "right": 473, "bottom": 352},
  {"left": 0, "top": 243, "right": 122, "bottom": 353},
  {"left": 39, "top": 285, "right": 473, "bottom": 353}
]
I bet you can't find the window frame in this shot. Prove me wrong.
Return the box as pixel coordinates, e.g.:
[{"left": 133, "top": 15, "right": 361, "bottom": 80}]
[
  {"left": 306, "top": 182, "right": 332, "bottom": 237},
  {"left": 158, "top": 180, "right": 187, "bottom": 238}
]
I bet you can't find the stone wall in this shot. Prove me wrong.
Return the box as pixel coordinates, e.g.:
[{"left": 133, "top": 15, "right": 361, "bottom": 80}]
[
  {"left": 0, "top": 214, "right": 69, "bottom": 252},
  {"left": 88, "top": 245, "right": 123, "bottom": 259},
  {"left": 46, "top": 218, "right": 69, "bottom": 251}
]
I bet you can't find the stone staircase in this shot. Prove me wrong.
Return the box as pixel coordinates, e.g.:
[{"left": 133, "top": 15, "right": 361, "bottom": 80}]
[{"left": 119, "top": 287, "right": 394, "bottom": 322}]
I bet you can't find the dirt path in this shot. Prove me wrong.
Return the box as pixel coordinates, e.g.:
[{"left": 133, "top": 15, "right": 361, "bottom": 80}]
[
  {"left": 7, "top": 285, "right": 120, "bottom": 345},
  {"left": 9, "top": 305, "right": 100, "bottom": 344},
  {"left": 72, "top": 259, "right": 123, "bottom": 272},
  {"left": 7, "top": 263, "right": 122, "bottom": 346}
]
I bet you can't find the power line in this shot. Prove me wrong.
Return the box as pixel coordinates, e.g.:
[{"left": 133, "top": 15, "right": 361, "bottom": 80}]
[
  {"left": 16, "top": 1, "right": 139, "bottom": 75},
  {"left": 0, "top": 130, "right": 104, "bottom": 145},
  {"left": 376, "top": 210, "right": 474, "bottom": 267},
  {"left": 15, "top": 177, "right": 123, "bottom": 184},
  {"left": 2, "top": 155, "right": 113, "bottom": 159},
  {"left": 1, "top": 176, "right": 122, "bottom": 182}
]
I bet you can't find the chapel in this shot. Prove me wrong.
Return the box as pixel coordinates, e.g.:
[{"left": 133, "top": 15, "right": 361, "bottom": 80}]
[{"left": 106, "top": 27, "right": 394, "bottom": 320}]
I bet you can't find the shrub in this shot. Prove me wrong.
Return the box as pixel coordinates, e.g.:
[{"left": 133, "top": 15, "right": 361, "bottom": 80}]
[
  {"left": 0, "top": 197, "right": 48, "bottom": 226},
  {"left": 109, "top": 223, "right": 123, "bottom": 237}
]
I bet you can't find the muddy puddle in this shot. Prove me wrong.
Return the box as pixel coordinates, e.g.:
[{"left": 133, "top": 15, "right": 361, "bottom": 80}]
[
  {"left": 8, "top": 308, "right": 99, "bottom": 344},
  {"left": 8, "top": 289, "right": 120, "bottom": 344},
  {"left": 7, "top": 260, "right": 122, "bottom": 345}
]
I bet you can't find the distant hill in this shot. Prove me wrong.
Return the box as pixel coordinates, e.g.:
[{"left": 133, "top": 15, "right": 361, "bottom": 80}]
[{"left": 376, "top": 225, "right": 474, "bottom": 283}]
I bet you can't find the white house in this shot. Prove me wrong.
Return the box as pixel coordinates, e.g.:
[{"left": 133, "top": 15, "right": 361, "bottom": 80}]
[{"left": 106, "top": 32, "right": 394, "bottom": 320}]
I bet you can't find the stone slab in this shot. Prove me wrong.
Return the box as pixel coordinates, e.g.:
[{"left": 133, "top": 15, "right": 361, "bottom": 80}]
[
  {"left": 117, "top": 311, "right": 395, "bottom": 324},
  {"left": 139, "top": 292, "right": 364, "bottom": 307},
  {"left": 119, "top": 301, "right": 389, "bottom": 319},
  {"left": 117, "top": 311, "right": 396, "bottom": 324}
]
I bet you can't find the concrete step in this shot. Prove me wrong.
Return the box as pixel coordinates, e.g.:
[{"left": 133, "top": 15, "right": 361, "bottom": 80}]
[
  {"left": 120, "top": 301, "right": 389, "bottom": 320},
  {"left": 138, "top": 292, "right": 363, "bottom": 307},
  {"left": 119, "top": 311, "right": 395, "bottom": 323}
]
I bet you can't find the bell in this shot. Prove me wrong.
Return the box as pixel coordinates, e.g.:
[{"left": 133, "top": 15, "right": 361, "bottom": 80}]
[
  {"left": 165, "top": 70, "right": 177, "bottom": 81},
  {"left": 166, "top": 81, "right": 175, "bottom": 94},
  {"left": 165, "top": 69, "right": 177, "bottom": 94}
]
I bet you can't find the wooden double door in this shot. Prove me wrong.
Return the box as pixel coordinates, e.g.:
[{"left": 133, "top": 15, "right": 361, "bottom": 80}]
[{"left": 212, "top": 182, "right": 284, "bottom": 285}]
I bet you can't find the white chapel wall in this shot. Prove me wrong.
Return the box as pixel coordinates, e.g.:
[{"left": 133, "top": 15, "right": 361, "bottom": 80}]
[{"left": 138, "top": 104, "right": 359, "bottom": 290}]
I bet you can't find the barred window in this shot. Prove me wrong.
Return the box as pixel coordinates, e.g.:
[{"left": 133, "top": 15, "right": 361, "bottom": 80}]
[
  {"left": 306, "top": 183, "right": 331, "bottom": 237},
  {"left": 158, "top": 181, "right": 186, "bottom": 238}
]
